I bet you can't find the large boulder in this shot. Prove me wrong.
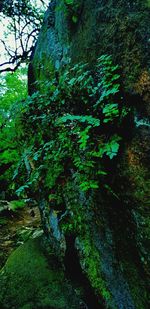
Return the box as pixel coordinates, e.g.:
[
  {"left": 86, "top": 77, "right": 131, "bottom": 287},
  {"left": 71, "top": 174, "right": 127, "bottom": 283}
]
[{"left": 0, "top": 236, "right": 84, "bottom": 309}]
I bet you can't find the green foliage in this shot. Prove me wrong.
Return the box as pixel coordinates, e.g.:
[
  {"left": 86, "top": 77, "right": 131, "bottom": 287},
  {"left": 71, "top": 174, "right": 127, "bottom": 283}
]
[
  {"left": 58, "top": 115, "right": 100, "bottom": 127},
  {"left": 12, "top": 55, "right": 128, "bottom": 202},
  {"left": 65, "top": 0, "right": 74, "bottom": 4},
  {"left": 0, "top": 67, "right": 27, "bottom": 197},
  {"left": 9, "top": 200, "right": 26, "bottom": 211},
  {"left": 72, "top": 15, "right": 78, "bottom": 23},
  {"left": 91, "top": 135, "right": 121, "bottom": 160},
  {"left": 102, "top": 103, "right": 119, "bottom": 123},
  {"left": 63, "top": 0, "right": 79, "bottom": 24},
  {"left": 0, "top": 67, "right": 27, "bottom": 113}
]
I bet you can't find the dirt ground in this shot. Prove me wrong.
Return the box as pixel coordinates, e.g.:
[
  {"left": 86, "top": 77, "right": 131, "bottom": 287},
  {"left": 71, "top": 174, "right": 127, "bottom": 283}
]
[{"left": 0, "top": 206, "right": 41, "bottom": 268}]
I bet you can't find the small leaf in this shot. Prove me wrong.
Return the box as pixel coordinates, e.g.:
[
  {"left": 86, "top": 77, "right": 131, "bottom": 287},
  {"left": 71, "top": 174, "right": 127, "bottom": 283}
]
[
  {"left": 97, "top": 170, "right": 107, "bottom": 175},
  {"left": 65, "top": 0, "right": 74, "bottom": 4},
  {"left": 72, "top": 15, "right": 78, "bottom": 23}
]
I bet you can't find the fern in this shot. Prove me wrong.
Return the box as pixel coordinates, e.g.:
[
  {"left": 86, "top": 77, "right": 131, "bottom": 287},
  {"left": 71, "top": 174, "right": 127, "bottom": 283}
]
[{"left": 13, "top": 55, "right": 128, "bottom": 198}]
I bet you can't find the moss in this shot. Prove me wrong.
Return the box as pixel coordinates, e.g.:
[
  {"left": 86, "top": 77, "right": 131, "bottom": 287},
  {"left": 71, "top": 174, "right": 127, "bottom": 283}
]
[
  {"left": 124, "top": 134, "right": 150, "bottom": 205},
  {"left": 81, "top": 237, "right": 111, "bottom": 302},
  {"left": 134, "top": 70, "right": 150, "bottom": 116},
  {"left": 146, "top": 0, "right": 150, "bottom": 7},
  {"left": 60, "top": 181, "right": 112, "bottom": 306},
  {"left": 32, "top": 55, "right": 55, "bottom": 92},
  {"left": 120, "top": 259, "right": 149, "bottom": 309},
  {"left": 114, "top": 128, "right": 150, "bottom": 306},
  {"left": 0, "top": 237, "right": 81, "bottom": 309}
]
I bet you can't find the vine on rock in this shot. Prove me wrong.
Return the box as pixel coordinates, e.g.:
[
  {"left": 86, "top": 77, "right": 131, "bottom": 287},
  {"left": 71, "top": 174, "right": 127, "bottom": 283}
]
[{"left": 13, "top": 55, "right": 128, "bottom": 211}]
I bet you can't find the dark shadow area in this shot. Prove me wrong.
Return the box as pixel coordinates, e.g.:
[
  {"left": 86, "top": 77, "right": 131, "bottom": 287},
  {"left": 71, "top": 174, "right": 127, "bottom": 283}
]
[{"left": 64, "top": 234, "right": 105, "bottom": 309}]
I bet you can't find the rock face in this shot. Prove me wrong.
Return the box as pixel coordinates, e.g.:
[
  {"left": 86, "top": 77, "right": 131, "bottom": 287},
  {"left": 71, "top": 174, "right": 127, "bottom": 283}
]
[
  {"left": 28, "top": 1, "right": 150, "bottom": 309},
  {"left": 30, "top": 0, "right": 150, "bottom": 111}
]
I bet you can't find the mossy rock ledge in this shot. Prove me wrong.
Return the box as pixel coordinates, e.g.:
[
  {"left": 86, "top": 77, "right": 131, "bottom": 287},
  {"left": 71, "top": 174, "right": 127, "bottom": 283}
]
[{"left": 0, "top": 237, "right": 83, "bottom": 309}]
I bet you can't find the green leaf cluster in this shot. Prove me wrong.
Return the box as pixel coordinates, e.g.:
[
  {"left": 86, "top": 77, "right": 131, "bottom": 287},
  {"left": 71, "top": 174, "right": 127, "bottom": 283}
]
[
  {"left": 12, "top": 55, "right": 128, "bottom": 202},
  {"left": 0, "top": 67, "right": 27, "bottom": 197}
]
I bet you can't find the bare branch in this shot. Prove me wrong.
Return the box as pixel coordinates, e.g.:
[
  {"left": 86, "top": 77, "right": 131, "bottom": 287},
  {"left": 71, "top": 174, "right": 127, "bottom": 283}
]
[
  {"left": 0, "top": 44, "right": 34, "bottom": 73},
  {"left": 0, "top": 60, "right": 13, "bottom": 67},
  {"left": 0, "top": 62, "right": 21, "bottom": 73},
  {"left": 0, "top": 0, "right": 48, "bottom": 72},
  {"left": 0, "top": 39, "right": 14, "bottom": 58}
]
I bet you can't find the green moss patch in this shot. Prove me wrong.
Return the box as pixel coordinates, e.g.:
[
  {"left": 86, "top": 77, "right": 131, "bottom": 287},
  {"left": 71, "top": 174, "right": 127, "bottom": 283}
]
[{"left": 0, "top": 237, "right": 80, "bottom": 309}]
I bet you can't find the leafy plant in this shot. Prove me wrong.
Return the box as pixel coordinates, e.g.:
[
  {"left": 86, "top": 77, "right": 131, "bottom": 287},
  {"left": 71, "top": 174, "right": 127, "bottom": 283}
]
[
  {"left": 65, "top": 0, "right": 74, "bottom": 4},
  {"left": 9, "top": 200, "right": 26, "bottom": 211},
  {"left": 12, "top": 55, "right": 128, "bottom": 203},
  {"left": 0, "top": 67, "right": 27, "bottom": 198}
]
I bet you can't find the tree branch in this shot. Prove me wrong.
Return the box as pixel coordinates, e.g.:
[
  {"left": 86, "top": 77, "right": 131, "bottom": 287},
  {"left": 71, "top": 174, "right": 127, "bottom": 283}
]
[{"left": 0, "top": 0, "right": 48, "bottom": 72}]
